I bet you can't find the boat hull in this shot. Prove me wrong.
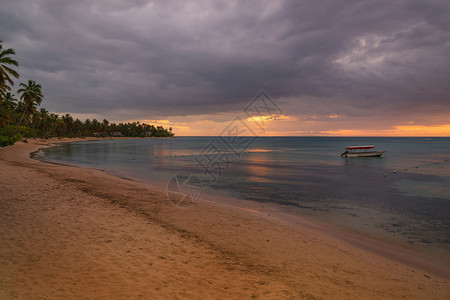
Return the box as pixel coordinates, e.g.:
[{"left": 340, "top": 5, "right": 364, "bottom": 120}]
[{"left": 345, "top": 151, "right": 386, "bottom": 157}]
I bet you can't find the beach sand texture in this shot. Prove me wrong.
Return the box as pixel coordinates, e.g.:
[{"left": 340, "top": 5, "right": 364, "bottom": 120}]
[{"left": 0, "top": 139, "right": 449, "bottom": 299}]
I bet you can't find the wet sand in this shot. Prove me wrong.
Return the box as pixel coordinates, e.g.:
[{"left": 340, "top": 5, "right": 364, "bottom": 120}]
[{"left": 0, "top": 138, "right": 449, "bottom": 299}]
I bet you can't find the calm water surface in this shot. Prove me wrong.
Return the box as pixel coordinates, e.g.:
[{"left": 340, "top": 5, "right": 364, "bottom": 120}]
[{"left": 40, "top": 137, "right": 450, "bottom": 259}]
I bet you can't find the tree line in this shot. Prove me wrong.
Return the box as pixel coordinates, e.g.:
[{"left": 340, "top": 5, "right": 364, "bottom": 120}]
[{"left": 0, "top": 41, "right": 174, "bottom": 146}]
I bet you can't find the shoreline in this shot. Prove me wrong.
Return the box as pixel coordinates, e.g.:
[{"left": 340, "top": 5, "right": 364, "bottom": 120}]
[
  {"left": 1, "top": 138, "right": 449, "bottom": 299},
  {"left": 197, "top": 190, "right": 450, "bottom": 280},
  {"left": 35, "top": 138, "right": 450, "bottom": 277}
]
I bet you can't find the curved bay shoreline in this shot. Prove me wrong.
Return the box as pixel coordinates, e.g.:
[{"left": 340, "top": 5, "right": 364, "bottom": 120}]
[{"left": 0, "top": 138, "right": 449, "bottom": 299}]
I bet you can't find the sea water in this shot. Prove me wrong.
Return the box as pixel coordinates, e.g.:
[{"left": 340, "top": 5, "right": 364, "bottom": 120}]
[{"left": 40, "top": 137, "right": 450, "bottom": 259}]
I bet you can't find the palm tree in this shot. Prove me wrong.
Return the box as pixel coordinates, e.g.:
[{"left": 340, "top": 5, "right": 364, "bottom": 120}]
[
  {"left": 61, "top": 114, "right": 74, "bottom": 136},
  {"left": 0, "top": 92, "right": 17, "bottom": 128},
  {"left": 73, "top": 118, "right": 83, "bottom": 137},
  {"left": 43, "top": 113, "right": 59, "bottom": 138},
  {"left": 13, "top": 80, "right": 43, "bottom": 135},
  {"left": 0, "top": 41, "right": 20, "bottom": 101},
  {"left": 0, "top": 106, "right": 9, "bottom": 128},
  {"left": 3, "top": 92, "right": 17, "bottom": 107},
  {"left": 35, "top": 108, "right": 49, "bottom": 137},
  {"left": 91, "top": 119, "right": 100, "bottom": 132}
]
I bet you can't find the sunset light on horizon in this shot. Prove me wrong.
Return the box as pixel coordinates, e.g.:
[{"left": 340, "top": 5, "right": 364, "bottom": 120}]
[{"left": 133, "top": 117, "right": 450, "bottom": 137}]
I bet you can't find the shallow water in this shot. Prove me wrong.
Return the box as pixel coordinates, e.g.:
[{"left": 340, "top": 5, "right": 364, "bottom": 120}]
[{"left": 40, "top": 137, "right": 450, "bottom": 259}]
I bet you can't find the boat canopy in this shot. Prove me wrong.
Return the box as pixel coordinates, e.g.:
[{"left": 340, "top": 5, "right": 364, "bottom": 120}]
[{"left": 346, "top": 145, "right": 374, "bottom": 150}]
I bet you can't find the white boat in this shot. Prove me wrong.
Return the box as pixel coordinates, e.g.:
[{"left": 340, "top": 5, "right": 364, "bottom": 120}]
[{"left": 341, "top": 145, "right": 386, "bottom": 157}]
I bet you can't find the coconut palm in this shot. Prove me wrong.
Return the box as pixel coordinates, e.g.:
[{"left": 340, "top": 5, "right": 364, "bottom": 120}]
[
  {"left": 0, "top": 92, "right": 17, "bottom": 127},
  {"left": 0, "top": 41, "right": 20, "bottom": 101},
  {"left": 0, "top": 106, "right": 9, "bottom": 128},
  {"left": 61, "top": 114, "right": 74, "bottom": 136},
  {"left": 43, "top": 113, "right": 59, "bottom": 138},
  {"left": 32, "top": 108, "right": 49, "bottom": 137},
  {"left": 14, "top": 80, "right": 43, "bottom": 135}
]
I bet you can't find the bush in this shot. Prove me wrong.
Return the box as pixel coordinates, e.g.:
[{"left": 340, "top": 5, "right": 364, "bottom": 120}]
[
  {"left": 0, "top": 124, "right": 28, "bottom": 135},
  {"left": 0, "top": 133, "right": 23, "bottom": 147}
]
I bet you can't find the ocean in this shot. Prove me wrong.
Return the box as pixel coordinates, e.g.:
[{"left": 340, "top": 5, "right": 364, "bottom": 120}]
[{"left": 39, "top": 137, "right": 450, "bottom": 260}]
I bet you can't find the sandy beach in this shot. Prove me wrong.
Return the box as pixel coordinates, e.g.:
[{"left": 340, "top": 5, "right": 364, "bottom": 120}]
[{"left": 0, "top": 138, "right": 449, "bottom": 299}]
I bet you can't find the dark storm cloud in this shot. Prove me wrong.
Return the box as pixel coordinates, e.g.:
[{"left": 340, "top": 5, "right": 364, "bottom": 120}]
[{"left": 1, "top": 0, "right": 449, "bottom": 121}]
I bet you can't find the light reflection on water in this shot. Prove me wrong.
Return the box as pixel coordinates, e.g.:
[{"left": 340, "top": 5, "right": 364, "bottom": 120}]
[{"left": 41, "top": 137, "right": 450, "bottom": 259}]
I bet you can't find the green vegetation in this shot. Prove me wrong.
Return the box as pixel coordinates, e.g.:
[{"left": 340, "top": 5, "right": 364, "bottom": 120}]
[{"left": 0, "top": 41, "right": 174, "bottom": 146}]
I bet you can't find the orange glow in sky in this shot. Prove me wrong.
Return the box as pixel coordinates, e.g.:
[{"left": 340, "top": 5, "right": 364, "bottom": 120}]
[
  {"left": 101, "top": 113, "right": 450, "bottom": 137},
  {"left": 315, "top": 126, "right": 450, "bottom": 137},
  {"left": 141, "top": 117, "right": 450, "bottom": 137},
  {"left": 389, "top": 125, "right": 450, "bottom": 137}
]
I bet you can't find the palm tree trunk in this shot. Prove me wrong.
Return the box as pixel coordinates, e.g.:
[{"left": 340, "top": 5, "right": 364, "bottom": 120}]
[
  {"left": 33, "top": 117, "right": 41, "bottom": 139},
  {"left": 12, "top": 105, "right": 28, "bottom": 137}
]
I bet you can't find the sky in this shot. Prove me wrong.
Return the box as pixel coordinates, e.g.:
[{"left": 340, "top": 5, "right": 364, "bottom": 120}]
[{"left": 1, "top": 0, "right": 450, "bottom": 136}]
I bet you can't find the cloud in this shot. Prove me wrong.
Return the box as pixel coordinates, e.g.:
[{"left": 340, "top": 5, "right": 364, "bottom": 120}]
[{"left": 1, "top": 0, "right": 449, "bottom": 134}]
